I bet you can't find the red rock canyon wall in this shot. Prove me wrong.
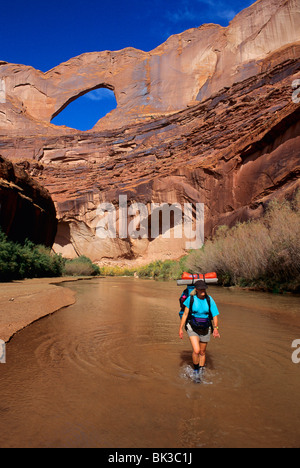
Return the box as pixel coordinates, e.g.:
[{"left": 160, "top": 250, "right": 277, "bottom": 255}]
[{"left": 0, "top": 0, "right": 299, "bottom": 264}]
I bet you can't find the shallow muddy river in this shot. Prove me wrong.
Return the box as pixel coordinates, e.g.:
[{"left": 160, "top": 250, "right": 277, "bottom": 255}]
[{"left": 0, "top": 277, "right": 299, "bottom": 448}]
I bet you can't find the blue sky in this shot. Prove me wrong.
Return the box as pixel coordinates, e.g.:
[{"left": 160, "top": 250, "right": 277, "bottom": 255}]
[{"left": 0, "top": 0, "right": 254, "bottom": 130}]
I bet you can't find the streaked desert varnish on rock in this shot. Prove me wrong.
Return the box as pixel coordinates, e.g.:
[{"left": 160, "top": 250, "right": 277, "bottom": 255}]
[{"left": 0, "top": 0, "right": 299, "bottom": 264}]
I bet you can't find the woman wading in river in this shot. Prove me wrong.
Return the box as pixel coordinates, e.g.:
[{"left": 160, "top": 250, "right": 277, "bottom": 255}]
[{"left": 179, "top": 280, "right": 220, "bottom": 382}]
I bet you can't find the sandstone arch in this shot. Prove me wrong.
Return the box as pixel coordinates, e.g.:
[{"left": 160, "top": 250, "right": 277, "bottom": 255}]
[
  {"left": 1, "top": 0, "right": 299, "bottom": 134},
  {"left": 0, "top": 0, "right": 299, "bottom": 265},
  {"left": 51, "top": 83, "right": 116, "bottom": 122}
]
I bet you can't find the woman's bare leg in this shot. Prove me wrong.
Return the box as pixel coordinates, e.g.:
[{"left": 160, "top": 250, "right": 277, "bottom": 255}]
[
  {"left": 199, "top": 342, "right": 207, "bottom": 367},
  {"left": 189, "top": 336, "right": 201, "bottom": 367}
]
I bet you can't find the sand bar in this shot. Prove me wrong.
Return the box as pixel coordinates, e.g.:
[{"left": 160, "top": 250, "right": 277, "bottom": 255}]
[{"left": 0, "top": 277, "right": 80, "bottom": 342}]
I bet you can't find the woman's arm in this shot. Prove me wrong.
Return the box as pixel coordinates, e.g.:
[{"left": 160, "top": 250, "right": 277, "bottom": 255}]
[
  {"left": 212, "top": 315, "right": 220, "bottom": 338},
  {"left": 179, "top": 307, "right": 190, "bottom": 339}
]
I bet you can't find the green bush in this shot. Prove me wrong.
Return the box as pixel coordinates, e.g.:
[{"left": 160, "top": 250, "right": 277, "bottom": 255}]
[
  {"left": 0, "top": 230, "right": 64, "bottom": 281},
  {"left": 185, "top": 194, "right": 300, "bottom": 292},
  {"left": 99, "top": 256, "right": 188, "bottom": 281},
  {"left": 99, "top": 265, "right": 135, "bottom": 277},
  {"left": 63, "top": 256, "right": 100, "bottom": 277}
]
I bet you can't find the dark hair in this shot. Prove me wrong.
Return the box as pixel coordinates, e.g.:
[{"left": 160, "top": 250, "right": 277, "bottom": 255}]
[{"left": 194, "top": 280, "right": 208, "bottom": 290}]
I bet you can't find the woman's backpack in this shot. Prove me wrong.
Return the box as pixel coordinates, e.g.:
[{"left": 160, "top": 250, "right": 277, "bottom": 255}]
[{"left": 179, "top": 286, "right": 195, "bottom": 318}]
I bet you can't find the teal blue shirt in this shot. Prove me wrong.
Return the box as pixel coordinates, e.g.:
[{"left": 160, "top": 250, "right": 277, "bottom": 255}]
[{"left": 183, "top": 295, "right": 219, "bottom": 319}]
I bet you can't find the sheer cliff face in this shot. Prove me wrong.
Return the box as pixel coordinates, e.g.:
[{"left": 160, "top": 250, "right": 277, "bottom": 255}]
[{"left": 0, "top": 0, "right": 299, "bottom": 264}]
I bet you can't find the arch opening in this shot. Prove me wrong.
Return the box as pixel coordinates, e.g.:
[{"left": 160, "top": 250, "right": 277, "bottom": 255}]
[{"left": 51, "top": 86, "right": 117, "bottom": 131}]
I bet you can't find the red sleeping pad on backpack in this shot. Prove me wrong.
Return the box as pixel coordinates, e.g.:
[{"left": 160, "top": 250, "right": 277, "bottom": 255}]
[{"left": 177, "top": 272, "right": 218, "bottom": 286}]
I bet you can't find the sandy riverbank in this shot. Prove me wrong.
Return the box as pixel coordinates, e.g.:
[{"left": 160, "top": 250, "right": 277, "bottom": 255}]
[{"left": 0, "top": 277, "right": 82, "bottom": 342}]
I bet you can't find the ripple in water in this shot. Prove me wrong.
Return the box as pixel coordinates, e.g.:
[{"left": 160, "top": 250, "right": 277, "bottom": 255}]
[{"left": 179, "top": 365, "right": 214, "bottom": 385}]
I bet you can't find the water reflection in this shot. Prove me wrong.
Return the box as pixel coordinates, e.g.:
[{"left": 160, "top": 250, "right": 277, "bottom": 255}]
[{"left": 0, "top": 278, "right": 299, "bottom": 448}]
